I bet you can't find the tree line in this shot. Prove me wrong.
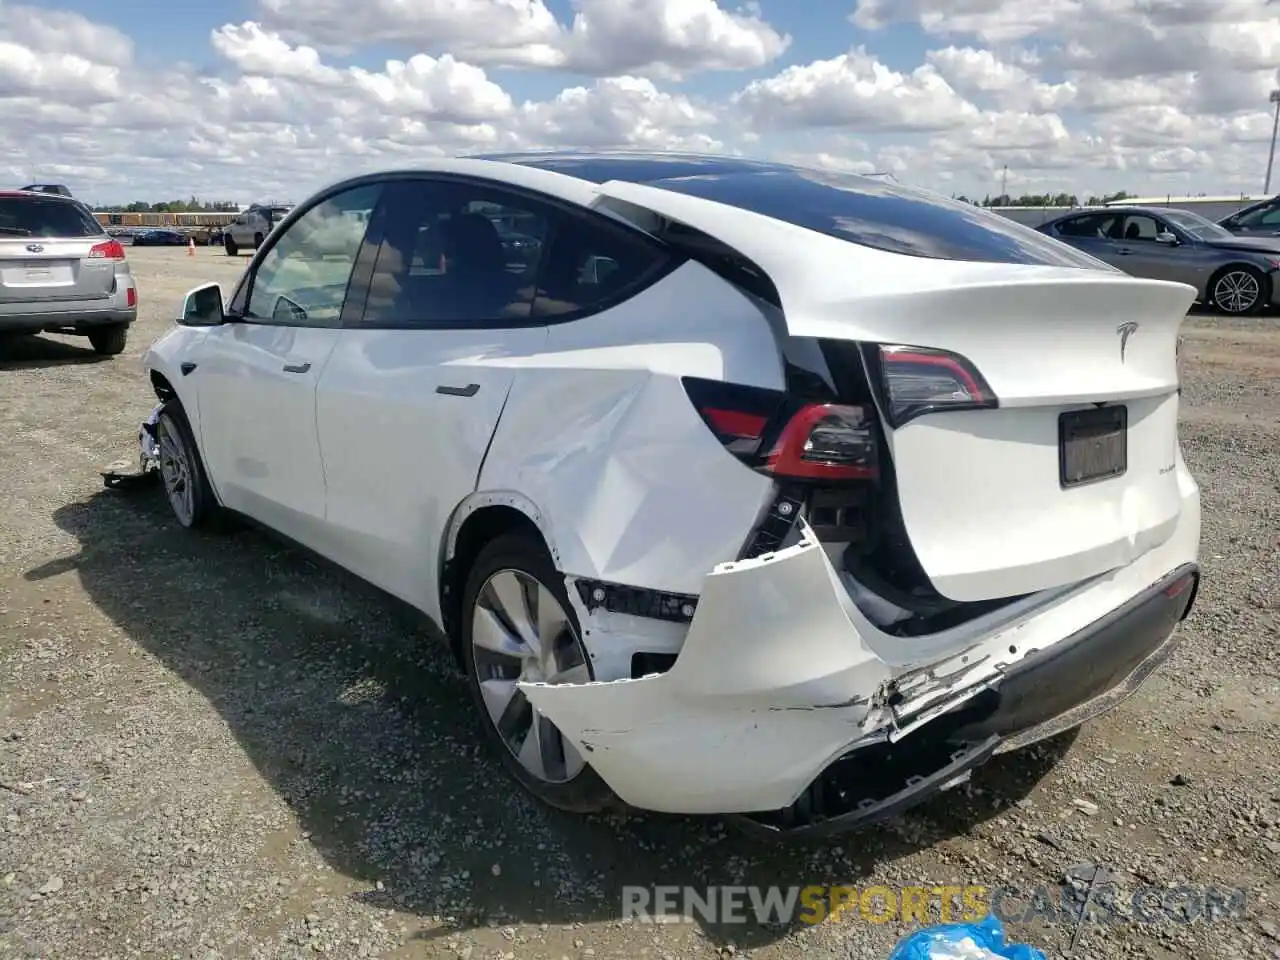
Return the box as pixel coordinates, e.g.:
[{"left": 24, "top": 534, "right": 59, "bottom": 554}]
[
  {"left": 952, "top": 191, "right": 1133, "bottom": 208},
  {"left": 88, "top": 189, "right": 1143, "bottom": 214},
  {"left": 88, "top": 197, "right": 241, "bottom": 213}
]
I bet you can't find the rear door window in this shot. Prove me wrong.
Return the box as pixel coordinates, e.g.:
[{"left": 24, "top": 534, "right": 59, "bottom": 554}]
[
  {"left": 530, "top": 214, "right": 668, "bottom": 318},
  {"left": 1055, "top": 214, "right": 1115, "bottom": 238},
  {"left": 357, "top": 180, "right": 552, "bottom": 328},
  {"left": 0, "top": 196, "right": 102, "bottom": 238}
]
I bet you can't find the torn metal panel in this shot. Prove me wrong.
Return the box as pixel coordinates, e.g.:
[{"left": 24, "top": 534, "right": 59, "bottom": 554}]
[{"left": 520, "top": 536, "right": 893, "bottom": 814}]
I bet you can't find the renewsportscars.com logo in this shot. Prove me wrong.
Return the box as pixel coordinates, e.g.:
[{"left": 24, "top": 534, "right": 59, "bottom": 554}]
[{"left": 621, "top": 882, "right": 1248, "bottom": 927}]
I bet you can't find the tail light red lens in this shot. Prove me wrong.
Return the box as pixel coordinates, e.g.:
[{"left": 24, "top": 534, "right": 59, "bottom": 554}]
[
  {"left": 864, "top": 343, "right": 997, "bottom": 428},
  {"left": 88, "top": 239, "right": 126, "bottom": 261},
  {"left": 682, "top": 377, "right": 879, "bottom": 484},
  {"left": 765, "top": 404, "right": 877, "bottom": 481},
  {"left": 126, "top": 287, "right": 137, "bottom": 308}
]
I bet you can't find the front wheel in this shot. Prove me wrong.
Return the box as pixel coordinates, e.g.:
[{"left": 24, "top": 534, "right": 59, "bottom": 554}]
[
  {"left": 88, "top": 323, "right": 128, "bottom": 355},
  {"left": 460, "top": 533, "right": 616, "bottom": 813},
  {"left": 253, "top": 232, "right": 264, "bottom": 249},
  {"left": 155, "top": 403, "right": 217, "bottom": 529},
  {"left": 1211, "top": 265, "right": 1266, "bottom": 315},
  {"left": 224, "top": 236, "right": 238, "bottom": 257}
]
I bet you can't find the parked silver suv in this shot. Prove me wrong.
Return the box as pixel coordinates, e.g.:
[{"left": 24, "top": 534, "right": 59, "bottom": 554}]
[{"left": 0, "top": 190, "right": 137, "bottom": 355}]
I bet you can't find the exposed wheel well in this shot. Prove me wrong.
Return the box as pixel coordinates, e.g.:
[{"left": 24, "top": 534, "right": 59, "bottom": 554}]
[
  {"left": 440, "top": 505, "right": 548, "bottom": 661},
  {"left": 151, "top": 370, "right": 177, "bottom": 403}
]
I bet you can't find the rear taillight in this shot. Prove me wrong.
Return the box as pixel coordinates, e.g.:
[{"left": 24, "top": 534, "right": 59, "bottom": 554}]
[
  {"left": 764, "top": 404, "right": 877, "bottom": 481},
  {"left": 126, "top": 287, "right": 137, "bottom": 308},
  {"left": 862, "top": 343, "right": 996, "bottom": 428},
  {"left": 88, "top": 239, "right": 126, "bottom": 260},
  {"left": 682, "top": 377, "right": 879, "bottom": 483}
]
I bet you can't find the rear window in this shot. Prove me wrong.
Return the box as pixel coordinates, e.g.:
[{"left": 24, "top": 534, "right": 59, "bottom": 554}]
[
  {"left": 645, "top": 168, "right": 1105, "bottom": 268},
  {"left": 0, "top": 196, "right": 103, "bottom": 238}
]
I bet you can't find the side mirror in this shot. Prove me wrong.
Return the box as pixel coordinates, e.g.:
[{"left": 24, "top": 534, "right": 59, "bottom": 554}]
[
  {"left": 1155, "top": 231, "right": 1179, "bottom": 245},
  {"left": 179, "top": 282, "right": 225, "bottom": 326}
]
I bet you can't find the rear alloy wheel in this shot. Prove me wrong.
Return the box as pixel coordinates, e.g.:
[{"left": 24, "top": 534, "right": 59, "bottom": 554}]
[
  {"left": 460, "top": 534, "right": 615, "bottom": 813},
  {"left": 224, "top": 236, "right": 238, "bottom": 256},
  {"left": 1211, "top": 266, "right": 1264, "bottom": 315},
  {"left": 87, "top": 323, "right": 128, "bottom": 356},
  {"left": 155, "top": 403, "right": 216, "bottom": 529}
]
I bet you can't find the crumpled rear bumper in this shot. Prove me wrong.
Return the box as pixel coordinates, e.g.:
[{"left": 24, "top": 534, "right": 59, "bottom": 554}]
[
  {"left": 734, "top": 562, "right": 1197, "bottom": 839},
  {"left": 520, "top": 485, "right": 1201, "bottom": 834}
]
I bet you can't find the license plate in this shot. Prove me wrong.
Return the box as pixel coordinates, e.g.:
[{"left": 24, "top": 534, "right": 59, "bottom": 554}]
[
  {"left": 24, "top": 266, "right": 52, "bottom": 280},
  {"left": 1059, "top": 406, "right": 1127, "bottom": 487}
]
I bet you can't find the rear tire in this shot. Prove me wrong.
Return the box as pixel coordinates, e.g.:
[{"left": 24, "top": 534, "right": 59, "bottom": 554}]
[
  {"left": 460, "top": 532, "right": 616, "bottom": 814},
  {"left": 1210, "top": 265, "right": 1266, "bottom": 315},
  {"left": 224, "top": 236, "right": 238, "bottom": 256},
  {"left": 155, "top": 401, "right": 217, "bottom": 529},
  {"left": 88, "top": 323, "right": 128, "bottom": 356}
]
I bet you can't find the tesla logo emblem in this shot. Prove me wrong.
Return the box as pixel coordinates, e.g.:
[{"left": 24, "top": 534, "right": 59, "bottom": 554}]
[
  {"left": 26, "top": 243, "right": 43, "bottom": 253},
  {"left": 1116, "top": 321, "right": 1139, "bottom": 362}
]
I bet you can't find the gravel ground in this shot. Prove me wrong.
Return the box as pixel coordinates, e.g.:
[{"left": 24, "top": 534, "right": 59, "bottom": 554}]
[{"left": 1, "top": 246, "right": 1277, "bottom": 960}]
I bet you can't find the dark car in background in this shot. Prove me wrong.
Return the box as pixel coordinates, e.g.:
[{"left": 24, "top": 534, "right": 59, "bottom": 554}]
[
  {"left": 131, "top": 228, "right": 189, "bottom": 247},
  {"left": 1038, "top": 205, "right": 1280, "bottom": 314},
  {"left": 1218, "top": 194, "right": 1280, "bottom": 238}
]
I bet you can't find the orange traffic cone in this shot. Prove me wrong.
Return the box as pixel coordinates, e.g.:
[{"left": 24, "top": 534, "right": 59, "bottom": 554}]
[{"left": 187, "top": 238, "right": 195, "bottom": 257}]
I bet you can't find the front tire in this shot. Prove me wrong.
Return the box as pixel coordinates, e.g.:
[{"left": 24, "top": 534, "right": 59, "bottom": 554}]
[
  {"left": 88, "top": 323, "right": 128, "bottom": 356},
  {"left": 224, "top": 236, "right": 239, "bottom": 257},
  {"left": 253, "top": 232, "right": 264, "bottom": 250},
  {"left": 1210, "top": 265, "right": 1266, "bottom": 315},
  {"left": 460, "top": 533, "right": 615, "bottom": 813},
  {"left": 155, "top": 402, "right": 216, "bottom": 529}
]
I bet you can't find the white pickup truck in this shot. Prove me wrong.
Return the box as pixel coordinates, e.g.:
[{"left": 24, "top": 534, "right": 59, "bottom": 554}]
[{"left": 222, "top": 203, "right": 293, "bottom": 256}]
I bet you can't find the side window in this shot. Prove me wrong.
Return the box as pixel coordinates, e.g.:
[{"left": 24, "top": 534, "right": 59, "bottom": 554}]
[
  {"left": 360, "top": 181, "right": 553, "bottom": 328},
  {"left": 244, "top": 184, "right": 381, "bottom": 327},
  {"left": 1121, "top": 215, "right": 1159, "bottom": 241},
  {"left": 1057, "top": 215, "right": 1107, "bottom": 238},
  {"left": 530, "top": 216, "right": 666, "bottom": 318}
]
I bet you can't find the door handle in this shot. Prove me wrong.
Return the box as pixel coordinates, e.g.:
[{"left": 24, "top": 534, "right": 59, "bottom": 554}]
[
  {"left": 282, "top": 362, "right": 311, "bottom": 374},
  {"left": 436, "top": 383, "right": 480, "bottom": 397}
]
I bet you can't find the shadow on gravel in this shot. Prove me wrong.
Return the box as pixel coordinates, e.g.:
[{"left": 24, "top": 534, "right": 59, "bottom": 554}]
[
  {"left": 0, "top": 334, "right": 109, "bottom": 368},
  {"left": 36, "top": 486, "right": 1073, "bottom": 950}
]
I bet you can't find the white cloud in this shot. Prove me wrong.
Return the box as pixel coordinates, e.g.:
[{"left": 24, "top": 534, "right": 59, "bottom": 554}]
[
  {"left": 252, "top": 0, "right": 789, "bottom": 76},
  {"left": 517, "top": 76, "right": 724, "bottom": 151},
  {"left": 3, "top": 0, "right": 1280, "bottom": 204},
  {"left": 733, "top": 46, "right": 979, "bottom": 132}
]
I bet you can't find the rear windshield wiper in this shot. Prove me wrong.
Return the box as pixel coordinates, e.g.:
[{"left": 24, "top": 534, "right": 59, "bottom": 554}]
[{"left": 0, "top": 226, "right": 33, "bottom": 235}]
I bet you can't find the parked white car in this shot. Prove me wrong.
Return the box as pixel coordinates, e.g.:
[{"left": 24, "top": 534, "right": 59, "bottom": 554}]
[{"left": 137, "top": 153, "right": 1201, "bottom": 837}]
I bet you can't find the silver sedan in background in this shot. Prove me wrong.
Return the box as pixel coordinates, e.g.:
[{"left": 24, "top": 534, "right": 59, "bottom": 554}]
[{"left": 1038, "top": 205, "right": 1280, "bottom": 314}]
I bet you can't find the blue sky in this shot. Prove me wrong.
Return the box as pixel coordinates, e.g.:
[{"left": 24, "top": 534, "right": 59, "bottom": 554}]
[{"left": 55, "top": 0, "right": 943, "bottom": 125}]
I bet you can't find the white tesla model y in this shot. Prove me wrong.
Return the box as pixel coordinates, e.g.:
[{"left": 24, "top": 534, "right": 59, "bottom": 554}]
[{"left": 137, "top": 153, "right": 1201, "bottom": 837}]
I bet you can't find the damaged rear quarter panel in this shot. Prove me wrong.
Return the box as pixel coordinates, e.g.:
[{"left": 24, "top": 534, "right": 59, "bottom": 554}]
[
  {"left": 519, "top": 536, "right": 894, "bottom": 814},
  {"left": 474, "top": 259, "right": 786, "bottom": 599}
]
